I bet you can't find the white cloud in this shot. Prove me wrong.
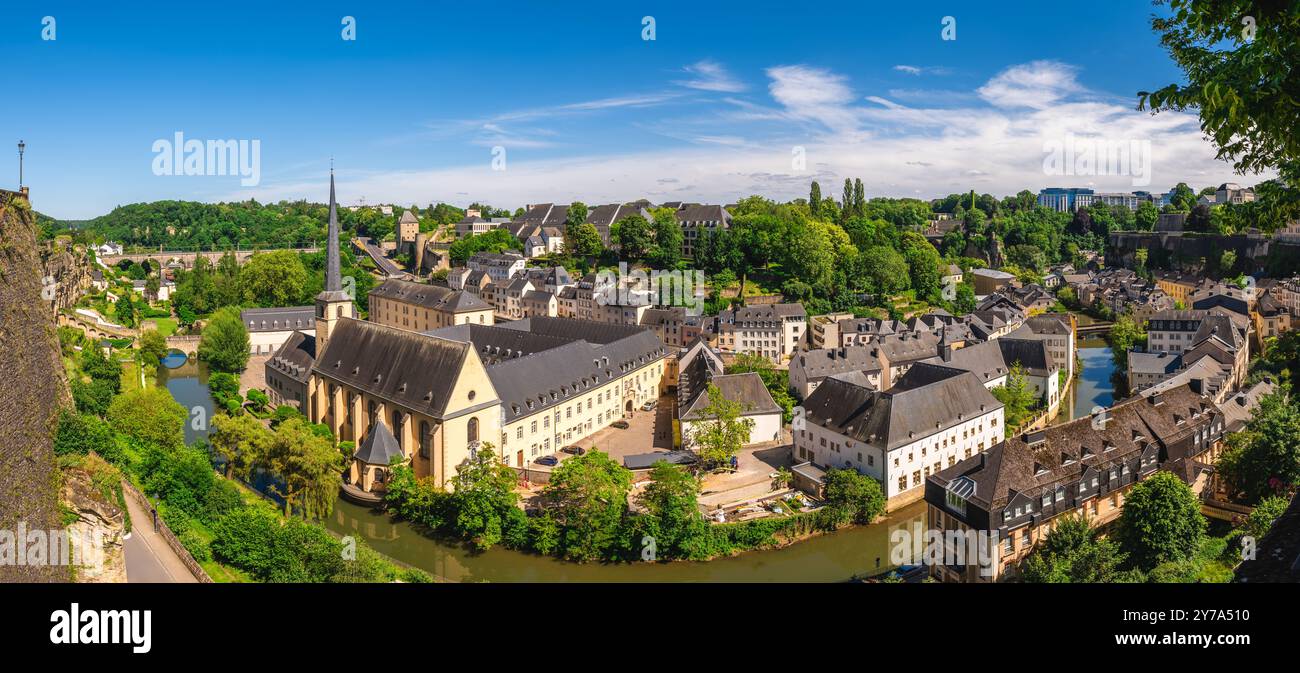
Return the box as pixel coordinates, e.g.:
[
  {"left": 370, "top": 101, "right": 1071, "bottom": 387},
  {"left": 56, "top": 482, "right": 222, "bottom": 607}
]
[
  {"left": 675, "top": 60, "right": 746, "bottom": 92},
  {"left": 227, "top": 60, "right": 1266, "bottom": 210},
  {"left": 977, "top": 60, "right": 1085, "bottom": 109},
  {"left": 893, "top": 65, "right": 951, "bottom": 76}
]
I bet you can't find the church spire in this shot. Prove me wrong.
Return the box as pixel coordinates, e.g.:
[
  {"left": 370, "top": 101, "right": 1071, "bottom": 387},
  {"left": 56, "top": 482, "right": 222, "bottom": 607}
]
[{"left": 324, "top": 167, "right": 342, "bottom": 293}]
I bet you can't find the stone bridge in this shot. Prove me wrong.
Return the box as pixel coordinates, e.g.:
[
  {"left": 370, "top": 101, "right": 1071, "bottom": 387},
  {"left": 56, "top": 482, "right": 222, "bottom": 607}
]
[
  {"left": 165, "top": 335, "right": 202, "bottom": 355},
  {"left": 58, "top": 311, "right": 137, "bottom": 342},
  {"left": 99, "top": 245, "right": 320, "bottom": 270}
]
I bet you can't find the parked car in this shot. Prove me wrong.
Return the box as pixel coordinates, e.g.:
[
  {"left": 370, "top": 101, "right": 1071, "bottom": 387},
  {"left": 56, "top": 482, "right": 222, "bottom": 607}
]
[
  {"left": 561, "top": 445, "right": 585, "bottom": 455},
  {"left": 536, "top": 455, "right": 558, "bottom": 466},
  {"left": 641, "top": 401, "right": 657, "bottom": 412},
  {"left": 611, "top": 420, "right": 630, "bottom": 429}
]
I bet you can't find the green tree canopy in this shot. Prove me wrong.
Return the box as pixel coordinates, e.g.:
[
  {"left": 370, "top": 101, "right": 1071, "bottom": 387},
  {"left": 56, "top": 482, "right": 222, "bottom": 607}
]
[{"left": 198, "top": 306, "right": 250, "bottom": 373}]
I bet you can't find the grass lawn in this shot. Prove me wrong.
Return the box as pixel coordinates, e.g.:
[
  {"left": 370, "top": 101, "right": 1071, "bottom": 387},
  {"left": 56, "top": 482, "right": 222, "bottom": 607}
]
[{"left": 151, "top": 317, "right": 177, "bottom": 336}]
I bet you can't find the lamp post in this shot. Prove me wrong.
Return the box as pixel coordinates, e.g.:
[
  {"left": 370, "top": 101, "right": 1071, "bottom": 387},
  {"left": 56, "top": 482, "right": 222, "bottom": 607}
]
[{"left": 17, "top": 140, "right": 25, "bottom": 188}]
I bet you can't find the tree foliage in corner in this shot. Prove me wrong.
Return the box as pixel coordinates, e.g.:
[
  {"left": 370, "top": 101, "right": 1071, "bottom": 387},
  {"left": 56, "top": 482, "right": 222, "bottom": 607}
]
[{"left": 1140, "top": 1, "right": 1300, "bottom": 229}]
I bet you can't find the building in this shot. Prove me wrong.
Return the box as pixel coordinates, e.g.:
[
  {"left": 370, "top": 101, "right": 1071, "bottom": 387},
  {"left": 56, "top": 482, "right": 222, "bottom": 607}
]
[
  {"left": 1037, "top": 187, "right": 1154, "bottom": 212},
  {"left": 676, "top": 204, "right": 732, "bottom": 259},
  {"left": 398, "top": 210, "right": 420, "bottom": 245},
  {"left": 1126, "top": 350, "right": 1182, "bottom": 392},
  {"left": 1154, "top": 271, "right": 1202, "bottom": 307},
  {"left": 942, "top": 264, "right": 963, "bottom": 289},
  {"left": 925, "top": 382, "right": 1224, "bottom": 582},
  {"left": 467, "top": 252, "right": 527, "bottom": 284},
  {"left": 679, "top": 373, "right": 783, "bottom": 449},
  {"left": 1252, "top": 292, "right": 1291, "bottom": 346},
  {"left": 1007, "top": 313, "right": 1076, "bottom": 380},
  {"left": 932, "top": 337, "right": 1061, "bottom": 411},
  {"left": 795, "top": 362, "right": 1005, "bottom": 506},
  {"left": 640, "top": 306, "right": 702, "bottom": 349},
  {"left": 788, "top": 346, "right": 891, "bottom": 399},
  {"left": 242, "top": 306, "right": 316, "bottom": 355},
  {"left": 970, "top": 268, "right": 1016, "bottom": 295},
  {"left": 711, "top": 303, "right": 806, "bottom": 363},
  {"left": 368, "top": 278, "right": 494, "bottom": 331},
  {"left": 807, "top": 312, "right": 856, "bottom": 349},
  {"left": 1145, "top": 308, "right": 1250, "bottom": 394}
]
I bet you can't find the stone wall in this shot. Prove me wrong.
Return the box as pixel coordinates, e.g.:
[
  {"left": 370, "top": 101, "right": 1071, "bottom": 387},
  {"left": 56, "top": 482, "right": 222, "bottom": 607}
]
[{"left": 0, "top": 189, "right": 72, "bottom": 582}]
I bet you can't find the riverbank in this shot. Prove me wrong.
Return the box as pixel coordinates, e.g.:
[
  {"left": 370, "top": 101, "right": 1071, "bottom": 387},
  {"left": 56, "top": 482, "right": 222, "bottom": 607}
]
[{"left": 326, "top": 496, "right": 927, "bottom": 582}]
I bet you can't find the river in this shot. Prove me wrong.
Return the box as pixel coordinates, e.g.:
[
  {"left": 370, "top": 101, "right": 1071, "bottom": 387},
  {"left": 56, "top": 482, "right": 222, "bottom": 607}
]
[
  {"left": 1055, "top": 335, "right": 1120, "bottom": 424},
  {"left": 156, "top": 350, "right": 214, "bottom": 445},
  {"left": 325, "top": 497, "right": 927, "bottom": 582}
]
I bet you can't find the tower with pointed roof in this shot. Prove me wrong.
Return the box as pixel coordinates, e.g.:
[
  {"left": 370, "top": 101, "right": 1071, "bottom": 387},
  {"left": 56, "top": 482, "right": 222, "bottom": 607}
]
[{"left": 316, "top": 168, "right": 355, "bottom": 353}]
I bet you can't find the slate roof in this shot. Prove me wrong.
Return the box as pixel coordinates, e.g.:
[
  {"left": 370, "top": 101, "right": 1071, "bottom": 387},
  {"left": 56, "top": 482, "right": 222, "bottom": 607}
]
[
  {"left": 354, "top": 420, "right": 404, "bottom": 465},
  {"left": 1128, "top": 350, "right": 1181, "bottom": 375},
  {"left": 369, "top": 278, "right": 491, "bottom": 313},
  {"left": 801, "top": 362, "right": 1001, "bottom": 450},
  {"left": 935, "top": 337, "right": 1054, "bottom": 382},
  {"left": 930, "top": 382, "right": 1217, "bottom": 512},
  {"left": 267, "top": 330, "right": 316, "bottom": 383},
  {"left": 679, "top": 372, "right": 781, "bottom": 421},
  {"left": 241, "top": 306, "right": 316, "bottom": 333},
  {"left": 793, "top": 346, "right": 887, "bottom": 382},
  {"left": 313, "top": 318, "right": 479, "bottom": 420},
  {"left": 428, "top": 317, "right": 668, "bottom": 422},
  {"left": 1219, "top": 379, "right": 1276, "bottom": 432}
]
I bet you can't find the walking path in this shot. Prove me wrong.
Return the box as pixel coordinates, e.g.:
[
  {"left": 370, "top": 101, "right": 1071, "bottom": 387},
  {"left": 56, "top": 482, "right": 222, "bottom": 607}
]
[{"left": 120, "top": 485, "right": 200, "bottom": 583}]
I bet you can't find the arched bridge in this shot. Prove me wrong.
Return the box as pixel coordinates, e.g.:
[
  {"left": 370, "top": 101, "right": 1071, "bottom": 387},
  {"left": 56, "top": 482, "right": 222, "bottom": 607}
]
[{"left": 99, "top": 245, "right": 321, "bottom": 270}]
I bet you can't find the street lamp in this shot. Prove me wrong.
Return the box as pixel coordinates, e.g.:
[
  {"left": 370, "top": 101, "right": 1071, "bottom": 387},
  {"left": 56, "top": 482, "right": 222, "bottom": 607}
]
[{"left": 17, "top": 140, "right": 24, "bottom": 188}]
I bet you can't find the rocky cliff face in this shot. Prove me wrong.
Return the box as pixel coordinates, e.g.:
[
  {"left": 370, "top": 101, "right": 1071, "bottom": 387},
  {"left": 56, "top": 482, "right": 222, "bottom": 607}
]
[
  {"left": 40, "top": 238, "right": 92, "bottom": 313},
  {"left": 0, "top": 189, "right": 74, "bottom": 582},
  {"left": 60, "top": 461, "right": 127, "bottom": 583}
]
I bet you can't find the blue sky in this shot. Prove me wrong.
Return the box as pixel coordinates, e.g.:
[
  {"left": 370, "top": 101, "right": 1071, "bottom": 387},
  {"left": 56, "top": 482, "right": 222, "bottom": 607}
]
[{"left": 1, "top": 0, "right": 1264, "bottom": 219}]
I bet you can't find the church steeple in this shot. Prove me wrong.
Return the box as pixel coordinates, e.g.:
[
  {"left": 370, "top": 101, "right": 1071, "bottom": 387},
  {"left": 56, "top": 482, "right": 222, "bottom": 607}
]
[
  {"left": 316, "top": 166, "right": 355, "bottom": 352},
  {"left": 323, "top": 167, "right": 342, "bottom": 293}
]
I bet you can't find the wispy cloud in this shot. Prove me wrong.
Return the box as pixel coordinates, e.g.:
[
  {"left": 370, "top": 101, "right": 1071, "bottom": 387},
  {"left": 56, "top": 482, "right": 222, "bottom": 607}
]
[
  {"left": 234, "top": 59, "right": 1263, "bottom": 210},
  {"left": 977, "top": 60, "right": 1085, "bottom": 109},
  {"left": 674, "top": 60, "right": 747, "bottom": 92},
  {"left": 893, "top": 65, "right": 951, "bottom": 76}
]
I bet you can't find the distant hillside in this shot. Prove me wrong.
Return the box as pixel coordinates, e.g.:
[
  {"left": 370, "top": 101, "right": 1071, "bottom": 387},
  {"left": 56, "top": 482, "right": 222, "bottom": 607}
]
[{"left": 68, "top": 199, "right": 471, "bottom": 250}]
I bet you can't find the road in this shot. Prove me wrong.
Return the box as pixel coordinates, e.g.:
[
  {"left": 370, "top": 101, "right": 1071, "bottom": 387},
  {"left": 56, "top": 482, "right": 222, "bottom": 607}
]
[{"left": 121, "top": 484, "right": 200, "bottom": 583}]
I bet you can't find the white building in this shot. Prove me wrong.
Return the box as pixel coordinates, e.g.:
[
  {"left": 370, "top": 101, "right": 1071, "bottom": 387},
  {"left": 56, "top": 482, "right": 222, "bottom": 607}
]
[{"left": 794, "top": 362, "right": 1004, "bottom": 505}]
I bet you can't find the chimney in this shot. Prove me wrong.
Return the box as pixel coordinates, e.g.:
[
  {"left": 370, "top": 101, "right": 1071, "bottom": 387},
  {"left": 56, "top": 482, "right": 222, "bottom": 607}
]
[
  {"left": 940, "top": 343, "right": 954, "bottom": 362},
  {"left": 1148, "top": 392, "right": 1163, "bottom": 406}
]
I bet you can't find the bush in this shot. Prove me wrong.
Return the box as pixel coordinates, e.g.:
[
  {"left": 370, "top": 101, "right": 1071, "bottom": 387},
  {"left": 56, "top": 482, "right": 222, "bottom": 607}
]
[
  {"left": 178, "top": 529, "right": 212, "bottom": 563},
  {"left": 210, "top": 505, "right": 345, "bottom": 582}
]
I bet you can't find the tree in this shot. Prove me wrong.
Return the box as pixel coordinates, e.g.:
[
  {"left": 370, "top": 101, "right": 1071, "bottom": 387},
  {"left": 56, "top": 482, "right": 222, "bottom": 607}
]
[
  {"left": 145, "top": 275, "right": 161, "bottom": 303},
  {"left": 107, "top": 387, "right": 187, "bottom": 450},
  {"left": 840, "top": 179, "right": 854, "bottom": 221},
  {"left": 1022, "top": 515, "right": 1127, "bottom": 583},
  {"left": 1117, "top": 471, "right": 1207, "bottom": 570},
  {"left": 265, "top": 417, "right": 344, "bottom": 519},
  {"left": 954, "top": 282, "right": 977, "bottom": 314},
  {"left": 859, "top": 245, "right": 910, "bottom": 296},
  {"left": 139, "top": 328, "right": 168, "bottom": 365},
  {"left": 649, "top": 208, "right": 683, "bottom": 269},
  {"left": 899, "top": 232, "right": 942, "bottom": 299},
  {"left": 1135, "top": 201, "right": 1159, "bottom": 231},
  {"left": 209, "top": 412, "right": 271, "bottom": 480},
  {"left": 612, "top": 214, "right": 654, "bottom": 261},
  {"left": 1185, "top": 203, "right": 1213, "bottom": 232},
  {"left": 1141, "top": 2, "right": 1300, "bottom": 226},
  {"left": 809, "top": 181, "right": 822, "bottom": 217},
  {"left": 685, "top": 383, "right": 754, "bottom": 468},
  {"left": 852, "top": 178, "right": 866, "bottom": 216},
  {"left": 1107, "top": 313, "right": 1146, "bottom": 367},
  {"left": 449, "top": 444, "right": 520, "bottom": 551},
  {"left": 565, "top": 201, "right": 589, "bottom": 231},
  {"left": 1216, "top": 392, "right": 1300, "bottom": 502},
  {"left": 990, "top": 363, "right": 1037, "bottom": 429},
  {"left": 53, "top": 410, "right": 119, "bottom": 461},
  {"left": 114, "top": 293, "right": 139, "bottom": 328},
  {"left": 565, "top": 222, "right": 603, "bottom": 259},
  {"left": 821, "top": 468, "right": 885, "bottom": 527},
  {"left": 198, "top": 306, "right": 250, "bottom": 373},
  {"left": 1244, "top": 495, "right": 1290, "bottom": 542},
  {"left": 542, "top": 450, "right": 632, "bottom": 562},
  {"left": 240, "top": 250, "right": 309, "bottom": 307},
  {"left": 635, "top": 461, "right": 707, "bottom": 560}
]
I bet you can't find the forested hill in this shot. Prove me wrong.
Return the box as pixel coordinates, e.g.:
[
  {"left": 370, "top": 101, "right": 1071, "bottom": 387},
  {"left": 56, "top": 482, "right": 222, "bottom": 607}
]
[{"left": 56, "top": 199, "right": 472, "bottom": 250}]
